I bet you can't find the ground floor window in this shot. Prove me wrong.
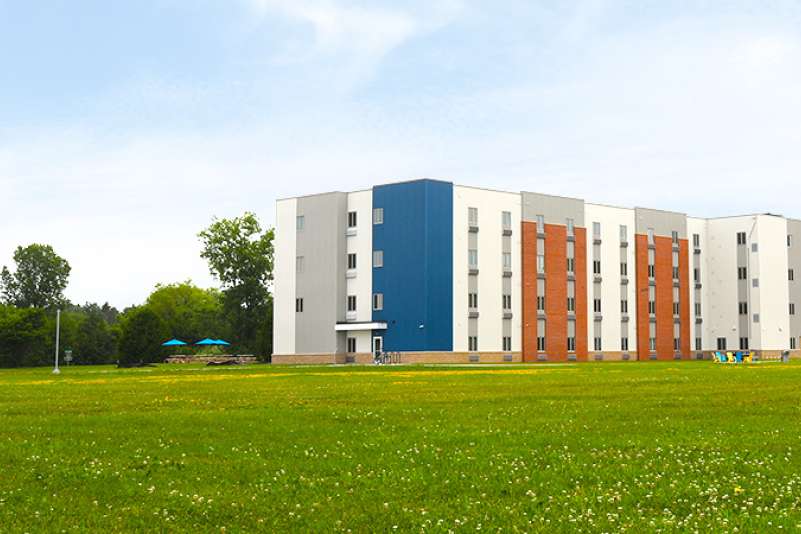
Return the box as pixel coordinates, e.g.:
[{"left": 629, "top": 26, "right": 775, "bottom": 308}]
[
  {"left": 468, "top": 336, "right": 478, "bottom": 352},
  {"left": 347, "top": 338, "right": 356, "bottom": 353},
  {"left": 717, "top": 337, "right": 727, "bottom": 351},
  {"left": 502, "top": 336, "right": 511, "bottom": 351}
]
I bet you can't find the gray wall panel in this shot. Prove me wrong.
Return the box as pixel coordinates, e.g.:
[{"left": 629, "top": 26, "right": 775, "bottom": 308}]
[
  {"left": 295, "top": 192, "right": 347, "bottom": 354},
  {"left": 789, "top": 219, "right": 801, "bottom": 342},
  {"left": 635, "top": 208, "right": 687, "bottom": 238},
  {"left": 522, "top": 192, "right": 585, "bottom": 226}
]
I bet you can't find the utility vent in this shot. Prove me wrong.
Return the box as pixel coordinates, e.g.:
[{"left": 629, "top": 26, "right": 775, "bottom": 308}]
[
  {"left": 469, "top": 354, "right": 479, "bottom": 363},
  {"left": 503, "top": 354, "right": 513, "bottom": 362},
  {"left": 345, "top": 355, "right": 355, "bottom": 363},
  {"left": 622, "top": 353, "right": 630, "bottom": 361},
  {"left": 696, "top": 353, "right": 704, "bottom": 360},
  {"left": 537, "top": 354, "right": 547, "bottom": 362},
  {"left": 568, "top": 354, "right": 577, "bottom": 362},
  {"left": 674, "top": 354, "right": 682, "bottom": 360},
  {"left": 594, "top": 354, "right": 603, "bottom": 361},
  {"left": 649, "top": 354, "right": 658, "bottom": 360}
]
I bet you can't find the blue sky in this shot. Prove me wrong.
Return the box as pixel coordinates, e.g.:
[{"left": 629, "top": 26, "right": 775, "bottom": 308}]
[{"left": 2, "top": 0, "right": 801, "bottom": 307}]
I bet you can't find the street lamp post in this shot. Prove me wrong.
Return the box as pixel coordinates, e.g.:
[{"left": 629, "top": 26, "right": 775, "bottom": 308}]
[{"left": 53, "top": 309, "right": 61, "bottom": 375}]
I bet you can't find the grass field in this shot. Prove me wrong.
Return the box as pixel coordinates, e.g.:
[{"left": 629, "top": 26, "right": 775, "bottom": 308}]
[{"left": 2, "top": 362, "right": 801, "bottom": 532}]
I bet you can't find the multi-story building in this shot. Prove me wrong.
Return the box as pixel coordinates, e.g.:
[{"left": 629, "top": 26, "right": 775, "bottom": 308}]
[{"left": 273, "top": 179, "right": 800, "bottom": 364}]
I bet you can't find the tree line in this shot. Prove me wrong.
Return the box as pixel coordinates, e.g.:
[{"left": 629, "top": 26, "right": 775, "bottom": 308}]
[{"left": 0, "top": 213, "right": 274, "bottom": 367}]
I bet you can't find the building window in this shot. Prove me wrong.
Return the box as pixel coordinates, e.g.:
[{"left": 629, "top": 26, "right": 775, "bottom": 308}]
[
  {"left": 752, "top": 278, "right": 759, "bottom": 288},
  {"left": 695, "top": 302, "right": 701, "bottom": 316},
  {"left": 566, "top": 218, "right": 575, "bottom": 236},
  {"left": 594, "top": 337, "right": 602, "bottom": 351},
  {"left": 792, "top": 338, "right": 798, "bottom": 350},
  {"left": 566, "top": 257, "right": 575, "bottom": 273},
  {"left": 347, "top": 337, "right": 357, "bottom": 353},
  {"left": 789, "top": 235, "right": 793, "bottom": 247},
  {"left": 621, "top": 262, "right": 628, "bottom": 276},
  {"left": 594, "top": 298, "right": 601, "bottom": 313},
  {"left": 348, "top": 211, "right": 357, "bottom": 228},
  {"left": 620, "top": 225, "right": 627, "bottom": 242},
  {"left": 468, "top": 336, "right": 478, "bottom": 352},
  {"left": 737, "top": 232, "right": 746, "bottom": 245},
  {"left": 373, "top": 293, "right": 383, "bottom": 311},
  {"left": 503, "top": 294, "right": 512, "bottom": 310},
  {"left": 347, "top": 295, "right": 357, "bottom": 312},
  {"left": 593, "top": 260, "right": 601, "bottom": 275},
  {"left": 468, "top": 249, "right": 478, "bottom": 268},
  {"left": 373, "top": 208, "right": 384, "bottom": 225},
  {"left": 752, "top": 243, "right": 759, "bottom": 253},
  {"left": 717, "top": 337, "right": 727, "bottom": 351},
  {"left": 296, "top": 215, "right": 305, "bottom": 231},
  {"left": 347, "top": 253, "right": 357, "bottom": 270},
  {"left": 648, "top": 265, "right": 655, "bottom": 278},
  {"left": 503, "top": 252, "right": 512, "bottom": 271},
  {"left": 790, "top": 269, "right": 795, "bottom": 281},
  {"left": 673, "top": 302, "right": 680, "bottom": 315},
  {"left": 468, "top": 207, "right": 478, "bottom": 226},
  {"left": 791, "top": 303, "right": 796, "bottom": 315},
  {"left": 753, "top": 313, "right": 760, "bottom": 323},
  {"left": 502, "top": 336, "right": 512, "bottom": 351},
  {"left": 738, "top": 302, "right": 748, "bottom": 315},
  {"left": 621, "top": 337, "right": 629, "bottom": 351},
  {"left": 373, "top": 250, "right": 384, "bottom": 268},
  {"left": 502, "top": 211, "right": 512, "bottom": 229},
  {"left": 567, "top": 336, "right": 576, "bottom": 352},
  {"left": 674, "top": 338, "right": 680, "bottom": 351},
  {"left": 537, "top": 295, "right": 545, "bottom": 312},
  {"left": 672, "top": 266, "right": 680, "bottom": 280},
  {"left": 738, "top": 267, "right": 747, "bottom": 280},
  {"left": 537, "top": 336, "right": 546, "bottom": 351},
  {"left": 695, "top": 337, "right": 702, "bottom": 351},
  {"left": 648, "top": 286, "right": 656, "bottom": 315},
  {"left": 647, "top": 228, "right": 655, "bottom": 245},
  {"left": 468, "top": 292, "right": 478, "bottom": 308},
  {"left": 536, "top": 214, "right": 545, "bottom": 231},
  {"left": 621, "top": 299, "right": 628, "bottom": 313},
  {"left": 295, "top": 298, "right": 304, "bottom": 313},
  {"left": 593, "top": 222, "right": 601, "bottom": 238},
  {"left": 567, "top": 297, "right": 575, "bottom": 312},
  {"left": 296, "top": 256, "right": 305, "bottom": 274},
  {"left": 671, "top": 231, "right": 679, "bottom": 244},
  {"left": 649, "top": 337, "right": 656, "bottom": 351},
  {"left": 739, "top": 337, "right": 749, "bottom": 350},
  {"left": 693, "top": 233, "right": 700, "bottom": 248},
  {"left": 693, "top": 268, "right": 700, "bottom": 282}
]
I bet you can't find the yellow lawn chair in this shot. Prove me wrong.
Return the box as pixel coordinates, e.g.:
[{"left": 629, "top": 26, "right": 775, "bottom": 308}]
[
  {"left": 743, "top": 351, "right": 753, "bottom": 363},
  {"left": 726, "top": 351, "right": 735, "bottom": 363}
]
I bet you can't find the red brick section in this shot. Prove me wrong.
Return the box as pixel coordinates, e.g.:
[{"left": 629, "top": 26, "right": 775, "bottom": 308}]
[
  {"left": 679, "top": 239, "right": 691, "bottom": 357},
  {"left": 635, "top": 234, "right": 650, "bottom": 360},
  {"left": 521, "top": 221, "right": 538, "bottom": 362},
  {"left": 574, "top": 227, "right": 589, "bottom": 361},
  {"left": 654, "top": 236, "right": 675, "bottom": 359},
  {"left": 545, "top": 224, "right": 568, "bottom": 361}
]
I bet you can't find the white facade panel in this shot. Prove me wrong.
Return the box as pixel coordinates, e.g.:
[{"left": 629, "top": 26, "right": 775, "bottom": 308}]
[
  {"left": 346, "top": 190, "right": 374, "bottom": 325},
  {"left": 706, "top": 216, "right": 754, "bottom": 351},
  {"left": 453, "top": 186, "right": 522, "bottom": 352},
  {"left": 584, "top": 204, "right": 637, "bottom": 353},
  {"left": 274, "top": 198, "right": 297, "bottom": 355},
  {"left": 686, "top": 217, "right": 708, "bottom": 350},
  {"left": 753, "top": 215, "right": 791, "bottom": 351}
]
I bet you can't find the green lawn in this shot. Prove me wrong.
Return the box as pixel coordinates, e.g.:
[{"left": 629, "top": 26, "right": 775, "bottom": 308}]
[{"left": 2, "top": 362, "right": 801, "bottom": 532}]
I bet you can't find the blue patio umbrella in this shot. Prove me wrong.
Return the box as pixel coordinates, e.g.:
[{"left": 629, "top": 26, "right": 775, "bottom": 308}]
[
  {"left": 195, "top": 338, "right": 219, "bottom": 346},
  {"left": 214, "top": 339, "right": 231, "bottom": 346},
  {"left": 162, "top": 339, "right": 187, "bottom": 347}
]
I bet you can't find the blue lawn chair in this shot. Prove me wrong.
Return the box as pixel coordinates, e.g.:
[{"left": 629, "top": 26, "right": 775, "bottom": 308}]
[{"left": 734, "top": 351, "right": 744, "bottom": 363}]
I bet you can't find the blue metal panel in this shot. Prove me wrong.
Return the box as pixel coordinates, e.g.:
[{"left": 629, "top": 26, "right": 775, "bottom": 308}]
[{"left": 372, "top": 180, "right": 453, "bottom": 351}]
